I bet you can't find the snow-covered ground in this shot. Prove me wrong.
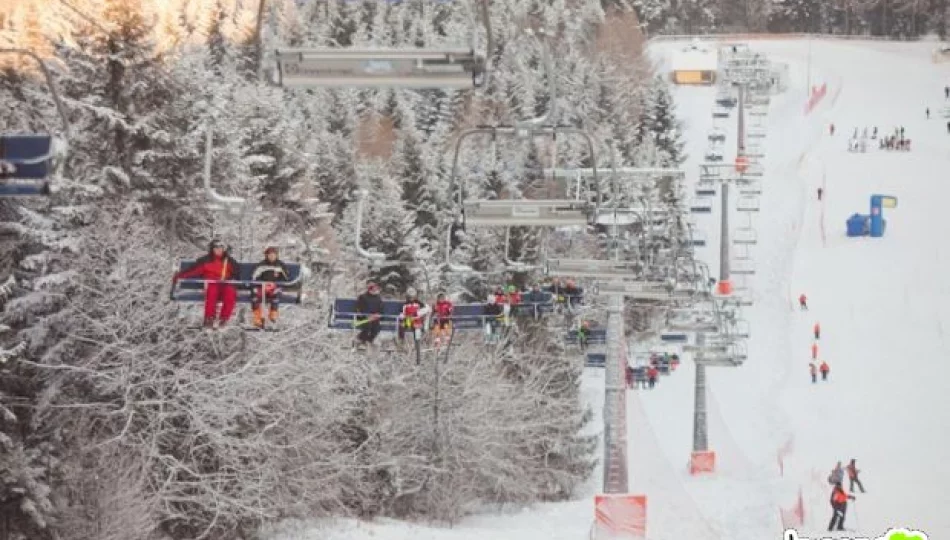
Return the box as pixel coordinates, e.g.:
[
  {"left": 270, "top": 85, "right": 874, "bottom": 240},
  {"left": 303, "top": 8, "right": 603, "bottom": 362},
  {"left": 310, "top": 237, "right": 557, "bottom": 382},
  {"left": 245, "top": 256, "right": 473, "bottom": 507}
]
[
  {"left": 268, "top": 39, "right": 950, "bottom": 540},
  {"left": 644, "top": 38, "right": 950, "bottom": 539}
]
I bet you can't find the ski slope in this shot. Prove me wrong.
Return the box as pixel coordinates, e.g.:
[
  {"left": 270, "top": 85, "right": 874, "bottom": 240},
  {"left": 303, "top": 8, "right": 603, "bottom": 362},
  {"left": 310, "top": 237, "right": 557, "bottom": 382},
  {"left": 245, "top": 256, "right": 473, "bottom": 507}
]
[
  {"left": 268, "top": 39, "right": 950, "bottom": 540},
  {"left": 642, "top": 38, "right": 950, "bottom": 539}
]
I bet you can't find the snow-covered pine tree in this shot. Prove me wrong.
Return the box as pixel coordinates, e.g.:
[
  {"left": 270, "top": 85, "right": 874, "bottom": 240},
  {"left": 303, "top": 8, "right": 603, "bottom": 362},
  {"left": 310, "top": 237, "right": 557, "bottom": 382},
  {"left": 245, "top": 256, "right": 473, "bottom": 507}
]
[{"left": 649, "top": 76, "right": 687, "bottom": 166}]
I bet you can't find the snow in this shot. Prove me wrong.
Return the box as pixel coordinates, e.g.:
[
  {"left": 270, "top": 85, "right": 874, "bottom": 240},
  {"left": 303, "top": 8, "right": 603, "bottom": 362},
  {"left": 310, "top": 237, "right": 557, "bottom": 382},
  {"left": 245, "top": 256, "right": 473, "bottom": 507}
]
[
  {"left": 269, "top": 38, "right": 950, "bottom": 540},
  {"left": 642, "top": 38, "right": 950, "bottom": 538},
  {"left": 265, "top": 368, "right": 606, "bottom": 540}
]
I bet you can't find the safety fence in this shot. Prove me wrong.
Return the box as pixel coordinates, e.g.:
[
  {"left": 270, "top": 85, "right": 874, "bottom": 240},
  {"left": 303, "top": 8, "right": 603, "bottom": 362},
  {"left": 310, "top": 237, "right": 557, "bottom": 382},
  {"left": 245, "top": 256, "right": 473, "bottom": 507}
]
[
  {"left": 804, "top": 83, "right": 828, "bottom": 115},
  {"left": 777, "top": 435, "right": 807, "bottom": 529}
]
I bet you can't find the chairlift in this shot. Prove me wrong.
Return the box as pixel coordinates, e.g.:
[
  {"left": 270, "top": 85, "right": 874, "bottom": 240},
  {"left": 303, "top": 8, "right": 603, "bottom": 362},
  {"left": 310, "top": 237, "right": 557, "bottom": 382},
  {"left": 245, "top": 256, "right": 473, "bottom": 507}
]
[
  {"left": 690, "top": 229, "right": 708, "bottom": 248},
  {"left": 737, "top": 179, "right": 762, "bottom": 196},
  {"left": 543, "top": 258, "right": 640, "bottom": 280},
  {"left": 0, "top": 49, "right": 71, "bottom": 198},
  {"left": 730, "top": 258, "right": 755, "bottom": 276},
  {"left": 693, "top": 342, "right": 746, "bottom": 366},
  {"left": 660, "top": 332, "right": 689, "bottom": 343},
  {"left": 270, "top": 0, "right": 490, "bottom": 90},
  {"left": 690, "top": 203, "right": 713, "bottom": 214},
  {"left": 696, "top": 187, "right": 717, "bottom": 197},
  {"left": 585, "top": 353, "right": 606, "bottom": 368},
  {"left": 708, "top": 129, "right": 726, "bottom": 142},
  {"left": 733, "top": 244, "right": 752, "bottom": 261},
  {"left": 170, "top": 127, "right": 318, "bottom": 314},
  {"left": 736, "top": 196, "right": 760, "bottom": 212}
]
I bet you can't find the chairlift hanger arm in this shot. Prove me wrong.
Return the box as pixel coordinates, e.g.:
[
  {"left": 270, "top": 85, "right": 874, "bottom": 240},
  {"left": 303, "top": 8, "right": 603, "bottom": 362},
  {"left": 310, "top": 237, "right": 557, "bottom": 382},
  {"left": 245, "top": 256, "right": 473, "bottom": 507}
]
[{"left": 202, "top": 125, "right": 247, "bottom": 209}]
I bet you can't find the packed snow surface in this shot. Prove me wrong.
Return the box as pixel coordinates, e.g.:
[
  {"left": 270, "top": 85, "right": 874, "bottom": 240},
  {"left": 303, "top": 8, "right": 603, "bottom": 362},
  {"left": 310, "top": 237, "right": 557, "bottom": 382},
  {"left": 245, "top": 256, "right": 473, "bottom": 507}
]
[{"left": 268, "top": 39, "right": 950, "bottom": 540}]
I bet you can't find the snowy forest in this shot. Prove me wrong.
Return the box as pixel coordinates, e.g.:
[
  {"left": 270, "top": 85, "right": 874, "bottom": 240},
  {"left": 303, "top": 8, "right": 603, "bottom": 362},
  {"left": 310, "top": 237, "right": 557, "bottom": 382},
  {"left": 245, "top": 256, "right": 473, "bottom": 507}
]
[
  {"left": 0, "top": 1, "right": 690, "bottom": 539},
  {"left": 628, "top": 0, "right": 949, "bottom": 39}
]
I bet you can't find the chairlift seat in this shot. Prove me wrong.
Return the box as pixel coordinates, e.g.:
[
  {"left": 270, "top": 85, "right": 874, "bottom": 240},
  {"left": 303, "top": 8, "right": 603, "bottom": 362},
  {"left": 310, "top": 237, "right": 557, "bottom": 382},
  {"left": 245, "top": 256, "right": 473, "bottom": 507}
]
[
  {"left": 585, "top": 353, "right": 606, "bottom": 368},
  {"left": 173, "top": 260, "right": 305, "bottom": 304},
  {"left": 0, "top": 134, "right": 55, "bottom": 197},
  {"left": 565, "top": 328, "right": 607, "bottom": 346},
  {"left": 690, "top": 205, "right": 713, "bottom": 214},
  {"left": 696, "top": 187, "right": 717, "bottom": 197},
  {"left": 272, "top": 48, "right": 484, "bottom": 89},
  {"left": 462, "top": 199, "right": 593, "bottom": 227},
  {"left": 545, "top": 258, "right": 639, "bottom": 279},
  {"left": 660, "top": 332, "right": 689, "bottom": 343}
]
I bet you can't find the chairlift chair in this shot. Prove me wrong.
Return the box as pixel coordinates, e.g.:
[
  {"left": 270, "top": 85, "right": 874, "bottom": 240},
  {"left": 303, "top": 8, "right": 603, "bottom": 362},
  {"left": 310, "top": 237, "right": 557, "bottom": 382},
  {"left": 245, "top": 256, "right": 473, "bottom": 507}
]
[
  {"left": 730, "top": 258, "right": 755, "bottom": 276},
  {"left": 0, "top": 49, "right": 71, "bottom": 198},
  {"left": 696, "top": 187, "right": 717, "bottom": 197},
  {"left": 269, "top": 0, "right": 491, "bottom": 90},
  {"left": 737, "top": 179, "right": 762, "bottom": 195},
  {"left": 736, "top": 196, "right": 760, "bottom": 212}
]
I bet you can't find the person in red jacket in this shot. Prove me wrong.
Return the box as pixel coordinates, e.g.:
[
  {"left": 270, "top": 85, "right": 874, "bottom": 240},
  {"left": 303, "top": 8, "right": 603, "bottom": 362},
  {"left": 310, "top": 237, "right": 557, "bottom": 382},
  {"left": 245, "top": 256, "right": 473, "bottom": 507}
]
[
  {"left": 431, "top": 292, "right": 454, "bottom": 348},
  {"left": 173, "top": 239, "right": 240, "bottom": 328},
  {"left": 820, "top": 360, "right": 830, "bottom": 381},
  {"left": 646, "top": 365, "right": 659, "bottom": 389}
]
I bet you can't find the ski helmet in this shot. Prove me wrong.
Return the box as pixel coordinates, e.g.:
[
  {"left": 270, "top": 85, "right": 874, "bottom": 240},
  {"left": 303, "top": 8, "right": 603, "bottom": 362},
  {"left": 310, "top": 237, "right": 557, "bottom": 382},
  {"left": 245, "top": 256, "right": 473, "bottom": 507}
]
[
  {"left": 406, "top": 287, "right": 417, "bottom": 298},
  {"left": 264, "top": 246, "right": 278, "bottom": 256},
  {"left": 209, "top": 239, "right": 225, "bottom": 251}
]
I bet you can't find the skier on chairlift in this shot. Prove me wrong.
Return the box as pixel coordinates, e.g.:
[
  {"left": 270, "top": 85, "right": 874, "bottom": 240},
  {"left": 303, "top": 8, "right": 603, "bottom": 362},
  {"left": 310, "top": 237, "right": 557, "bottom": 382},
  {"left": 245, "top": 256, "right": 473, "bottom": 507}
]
[
  {"left": 431, "top": 292, "right": 454, "bottom": 348},
  {"left": 483, "top": 294, "right": 505, "bottom": 343},
  {"left": 173, "top": 239, "right": 240, "bottom": 329},
  {"left": 397, "top": 288, "right": 429, "bottom": 347},
  {"left": 355, "top": 282, "right": 383, "bottom": 349},
  {"left": 250, "top": 246, "right": 289, "bottom": 329}
]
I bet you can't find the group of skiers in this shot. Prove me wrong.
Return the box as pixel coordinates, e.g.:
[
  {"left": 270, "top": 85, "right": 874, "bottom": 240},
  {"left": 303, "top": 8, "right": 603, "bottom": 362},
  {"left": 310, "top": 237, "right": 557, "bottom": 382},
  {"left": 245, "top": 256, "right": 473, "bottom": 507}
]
[
  {"left": 800, "top": 294, "right": 832, "bottom": 382},
  {"left": 352, "top": 279, "right": 586, "bottom": 350},
  {"left": 625, "top": 352, "right": 680, "bottom": 390},
  {"left": 827, "top": 459, "right": 866, "bottom": 531},
  {"left": 835, "top": 125, "right": 911, "bottom": 151},
  {"left": 171, "top": 240, "right": 291, "bottom": 330}
]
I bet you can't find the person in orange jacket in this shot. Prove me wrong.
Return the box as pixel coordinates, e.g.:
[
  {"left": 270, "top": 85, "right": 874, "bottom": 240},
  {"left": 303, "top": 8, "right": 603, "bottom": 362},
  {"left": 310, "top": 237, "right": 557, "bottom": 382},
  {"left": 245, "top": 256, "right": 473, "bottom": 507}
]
[
  {"left": 799, "top": 293, "right": 808, "bottom": 310},
  {"left": 811, "top": 342, "right": 818, "bottom": 360},
  {"left": 814, "top": 322, "right": 821, "bottom": 340},
  {"left": 809, "top": 362, "right": 817, "bottom": 383},
  {"left": 828, "top": 482, "right": 856, "bottom": 531},
  {"left": 173, "top": 239, "right": 239, "bottom": 328},
  {"left": 820, "top": 360, "right": 830, "bottom": 381}
]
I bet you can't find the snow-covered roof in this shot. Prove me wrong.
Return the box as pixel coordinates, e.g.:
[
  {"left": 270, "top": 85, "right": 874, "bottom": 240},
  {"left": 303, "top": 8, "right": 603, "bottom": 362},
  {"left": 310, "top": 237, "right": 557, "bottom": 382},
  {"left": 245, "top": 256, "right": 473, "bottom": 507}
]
[{"left": 671, "top": 44, "right": 718, "bottom": 72}]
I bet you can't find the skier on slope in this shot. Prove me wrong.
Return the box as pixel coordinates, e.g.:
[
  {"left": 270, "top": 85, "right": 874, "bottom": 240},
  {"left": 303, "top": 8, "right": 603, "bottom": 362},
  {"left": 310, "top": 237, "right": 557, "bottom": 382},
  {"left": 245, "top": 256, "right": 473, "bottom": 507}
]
[
  {"left": 926, "top": 107, "right": 931, "bottom": 119},
  {"left": 250, "top": 246, "right": 290, "bottom": 329},
  {"left": 817, "top": 187, "right": 823, "bottom": 201},
  {"left": 829, "top": 461, "right": 845, "bottom": 485},
  {"left": 811, "top": 342, "right": 819, "bottom": 360},
  {"left": 828, "top": 482, "right": 856, "bottom": 532},
  {"left": 814, "top": 322, "right": 821, "bottom": 340},
  {"left": 799, "top": 293, "right": 808, "bottom": 310},
  {"left": 809, "top": 362, "right": 818, "bottom": 384},
  {"left": 173, "top": 239, "right": 240, "bottom": 329},
  {"left": 829, "top": 123, "right": 835, "bottom": 136},
  {"left": 846, "top": 458, "right": 866, "bottom": 493},
  {"left": 820, "top": 360, "right": 830, "bottom": 381}
]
